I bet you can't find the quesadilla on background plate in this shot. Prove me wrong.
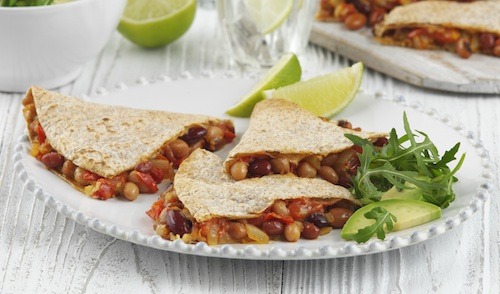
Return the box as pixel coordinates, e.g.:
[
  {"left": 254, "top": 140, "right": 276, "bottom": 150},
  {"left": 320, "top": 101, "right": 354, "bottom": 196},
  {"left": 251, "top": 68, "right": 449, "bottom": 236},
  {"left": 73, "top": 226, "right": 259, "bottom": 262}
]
[
  {"left": 223, "top": 98, "right": 387, "bottom": 187},
  {"left": 374, "top": 1, "right": 500, "bottom": 58},
  {"left": 316, "top": 0, "right": 473, "bottom": 29},
  {"left": 22, "top": 86, "right": 235, "bottom": 201},
  {"left": 147, "top": 149, "right": 361, "bottom": 245}
]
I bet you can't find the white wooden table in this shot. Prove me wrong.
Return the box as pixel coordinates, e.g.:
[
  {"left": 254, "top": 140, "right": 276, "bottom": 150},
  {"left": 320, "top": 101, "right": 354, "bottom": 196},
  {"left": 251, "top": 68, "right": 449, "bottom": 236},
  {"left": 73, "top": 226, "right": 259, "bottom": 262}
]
[{"left": 1, "top": 7, "right": 499, "bottom": 294}]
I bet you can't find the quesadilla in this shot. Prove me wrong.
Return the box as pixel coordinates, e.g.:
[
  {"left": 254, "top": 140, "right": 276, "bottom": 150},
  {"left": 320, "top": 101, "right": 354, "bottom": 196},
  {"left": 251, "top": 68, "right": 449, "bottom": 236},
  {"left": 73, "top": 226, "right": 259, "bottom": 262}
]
[
  {"left": 223, "top": 99, "right": 387, "bottom": 187},
  {"left": 147, "top": 149, "right": 361, "bottom": 244},
  {"left": 22, "top": 86, "right": 235, "bottom": 201},
  {"left": 374, "top": 1, "right": 500, "bottom": 58},
  {"left": 317, "top": 0, "right": 475, "bottom": 29}
]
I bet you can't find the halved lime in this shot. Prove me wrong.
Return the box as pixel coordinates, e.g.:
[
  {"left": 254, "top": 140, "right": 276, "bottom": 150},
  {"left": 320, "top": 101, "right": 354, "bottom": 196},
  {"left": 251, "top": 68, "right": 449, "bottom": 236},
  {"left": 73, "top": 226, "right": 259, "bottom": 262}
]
[
  {"left": 243, "top": 0, "right": 294, "bottom": 34},
  {"left": 266, "top": 62, "right": 364, "bottom": 118},
  {"left": 226, "top": 53, "right": 301, "bottom": 117},
  {"left": 118, "top": 0, "right": 196, "bottom": 48}
]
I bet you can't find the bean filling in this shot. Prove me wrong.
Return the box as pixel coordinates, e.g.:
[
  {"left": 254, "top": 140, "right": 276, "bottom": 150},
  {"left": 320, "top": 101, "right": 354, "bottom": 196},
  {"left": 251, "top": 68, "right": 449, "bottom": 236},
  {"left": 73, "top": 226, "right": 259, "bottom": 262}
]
[
  {"left": 148, "top": 191, "right": 359, "bottom": 245},
  {"left": 22, "top": 98, "right": 236, "bottom": 201},
  {"left": 229, "top": 121, "right": 387, "bottom": 187}
]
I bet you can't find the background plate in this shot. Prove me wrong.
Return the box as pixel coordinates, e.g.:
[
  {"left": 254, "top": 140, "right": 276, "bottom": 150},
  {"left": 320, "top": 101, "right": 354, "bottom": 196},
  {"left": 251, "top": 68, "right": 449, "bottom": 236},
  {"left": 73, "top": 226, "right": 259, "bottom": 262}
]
[
  {"left": 310, "top": 22, "right": 500, "bottom": 94},
  {"left": 14, "top": 76, "right": 491, "bottom": 260}
]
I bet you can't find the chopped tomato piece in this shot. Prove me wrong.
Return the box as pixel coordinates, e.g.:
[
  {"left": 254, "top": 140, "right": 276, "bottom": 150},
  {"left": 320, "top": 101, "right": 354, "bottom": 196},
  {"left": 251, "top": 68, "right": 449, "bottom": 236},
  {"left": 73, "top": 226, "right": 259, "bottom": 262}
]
[
  {"left": 219, "top": 124, "right": 236, "bottom": 143},
  {"left": 150, "top": 167, "right": 164, "bottom": 183},
  {"left": 146, "top": 198, "right": 165, "bottom": 220},
  {"left": 408, "top": 28, "right": 427, "bottom": 38},
  {"left": 263, "top": 212, "right": 294, "bottom": 224},
  {"left": 288, "top": 199, "right": 323, "bottom": 221},
  {"left": 432, "top": 29, "right": 460, "bottom": 45},
  {"left": 83, "top": 170, "right": 101, "bottom": 182},
  {"left": 93, "top": 179, "right": 116, "bottom": 200},
  {"left": 136, "top": 171, "right": 158, "bottom": 193},
  {"left": 35, "top": 124, "right": 46, "bottom": 143}
]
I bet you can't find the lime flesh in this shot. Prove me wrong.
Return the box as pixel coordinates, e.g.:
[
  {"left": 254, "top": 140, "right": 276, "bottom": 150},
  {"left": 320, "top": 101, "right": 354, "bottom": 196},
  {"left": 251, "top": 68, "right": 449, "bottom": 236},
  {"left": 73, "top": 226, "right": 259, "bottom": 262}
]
[
  {"left": 118, "top": 0, "right": 197, "bottom": 48},
  {"left": 268, "top": 62, "right": 364, "bottom": 118},
  {"left": 226, "top": 53, "right": 302, "bottom": 117},
  {"left": 243, "top": 0, "right": 294, "bottom": 34}
]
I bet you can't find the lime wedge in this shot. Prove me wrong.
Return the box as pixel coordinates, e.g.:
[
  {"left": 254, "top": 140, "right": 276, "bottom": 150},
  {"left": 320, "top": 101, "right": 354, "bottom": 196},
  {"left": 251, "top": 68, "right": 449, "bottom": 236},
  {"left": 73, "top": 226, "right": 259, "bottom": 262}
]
[
  {"left": 118, "top": 0, "right": 196, "bottom": 48},
  {"left": 243, "top": 0, "right": 294, "bottom": 34},
  {"left": 226, "top": 53, "right": 302, "bottom": 117},
  {"left": 267, "top": 62, "right": 364, "bottom": 118}
]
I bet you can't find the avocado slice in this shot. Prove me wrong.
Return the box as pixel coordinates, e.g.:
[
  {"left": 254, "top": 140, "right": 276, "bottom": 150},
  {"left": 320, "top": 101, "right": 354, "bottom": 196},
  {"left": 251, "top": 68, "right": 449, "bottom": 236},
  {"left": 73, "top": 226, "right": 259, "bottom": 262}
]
[
  {"left": 341, "top": 199, "right": 442, "bottom": 241},
  {"left": 381, "top": 182, "right": 422, "bottom": 201}
]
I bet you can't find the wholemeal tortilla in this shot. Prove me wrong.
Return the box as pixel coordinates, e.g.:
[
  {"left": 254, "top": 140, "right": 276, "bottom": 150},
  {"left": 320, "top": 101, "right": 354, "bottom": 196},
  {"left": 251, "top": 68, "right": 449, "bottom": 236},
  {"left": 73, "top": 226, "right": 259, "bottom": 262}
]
[
  {"left": 223, "top": 98, "right": 387, "bottom": 172},
  {"left": 374, "top": 1, "right": 500, "bottom": 37},
  {"left": 25, "top": 86, "right": 232, "bottom": 178},
  {"left": 174, "top": 149, "right": 360, "bottom": 223}
]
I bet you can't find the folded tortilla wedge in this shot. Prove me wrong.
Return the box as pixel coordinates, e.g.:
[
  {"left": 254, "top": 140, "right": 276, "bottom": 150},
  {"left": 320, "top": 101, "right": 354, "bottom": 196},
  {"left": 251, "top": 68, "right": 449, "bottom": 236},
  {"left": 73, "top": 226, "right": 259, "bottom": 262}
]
[
  {"left": 374, "top": 1, "right": 500, "bottom": 58},
  {"left": 223, "top": 98, "right": 387, "bottom": 186},
  {"left": 22, "top": 86, "right": 235, "bottom": 200},
  {"left": 147, "top": 149, "right": 361, "bottom": 244}
]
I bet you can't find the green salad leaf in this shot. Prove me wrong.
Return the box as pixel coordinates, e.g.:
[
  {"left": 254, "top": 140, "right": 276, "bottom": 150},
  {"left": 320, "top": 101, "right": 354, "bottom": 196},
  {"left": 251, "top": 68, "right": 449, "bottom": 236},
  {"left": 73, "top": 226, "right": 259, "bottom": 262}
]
[
  {"left": 345, "top": 112, "right": 465, "bottom": 208},
  {"left": 1, "top": 0, "right": 53, "bottom": 7},
  {"left": 351, "top": 207, "right": 397, "bottom": 243}
]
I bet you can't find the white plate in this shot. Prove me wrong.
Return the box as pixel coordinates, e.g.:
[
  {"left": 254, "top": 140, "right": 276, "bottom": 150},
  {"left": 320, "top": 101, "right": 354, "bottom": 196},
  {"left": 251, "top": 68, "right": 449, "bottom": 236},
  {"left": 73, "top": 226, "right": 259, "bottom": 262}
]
[{"left": 14, "top": 75, "right": 492, "bottom": 260}]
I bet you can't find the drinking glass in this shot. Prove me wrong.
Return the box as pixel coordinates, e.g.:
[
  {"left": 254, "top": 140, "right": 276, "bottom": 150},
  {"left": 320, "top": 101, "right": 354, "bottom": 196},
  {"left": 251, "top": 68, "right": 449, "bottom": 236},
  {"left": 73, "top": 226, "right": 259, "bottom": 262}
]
[{"left": 216, "top": 0, "right": 318, "bottom": 67}]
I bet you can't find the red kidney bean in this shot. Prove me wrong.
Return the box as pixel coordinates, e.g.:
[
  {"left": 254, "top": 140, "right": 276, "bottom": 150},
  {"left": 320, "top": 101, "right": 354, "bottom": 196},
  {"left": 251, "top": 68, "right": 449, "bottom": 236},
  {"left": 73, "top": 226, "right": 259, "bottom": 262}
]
[
  {"left": 135, "top": 161, "right": 152, "bottom": 173},
  {"left": 249, "top": 159, "right": 272, "bottom": 177},
  {"left": 337, "top": 120, "right": 352, "bottom": 129},
  {"left": 302, "top": 222, "right": 320, "bottom": 239},
  {"left": 41, "top": 152, "right": 64, "bottom": 168},
  {"left": 373, "top": 137, "right": 388, "bottom": 147},
  {"left": 369, "top": 7, "right": 385, "bottom": 27},
  {"left": 307, "top": 213, "right": 330, "bottom": 228},
  {"left": 166, "top": 209, "right": 192, "bottom": 236},
  {"left": 348, "top": 0, "right": 371, "bottom": 15},
  {"left": 181, "top": 126, "right": 207, "bottom": 145},
  {"left": 345, "top": 12, "right": 367, "bottom": 30},
  {"left": 261, "top": 220, "right": 285, "bottom": 236},
  {"left": 456, "top": 38, "right": 472, "bottom": 59},
  {"left": 479, "top": 33, "right": 495, "bottom": 50},
  {"left": 329, "top": 207, "right": 354, "bottom": 228}
]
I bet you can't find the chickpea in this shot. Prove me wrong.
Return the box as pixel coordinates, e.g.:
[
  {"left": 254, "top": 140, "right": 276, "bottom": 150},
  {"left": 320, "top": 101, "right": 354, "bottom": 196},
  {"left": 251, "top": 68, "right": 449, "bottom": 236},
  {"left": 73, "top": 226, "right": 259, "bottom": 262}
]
[
  {"left": 74, "top": 167, "right": 90, "bottom": 186},
  {"left": 230, "top": 161, "right": 248, "bottom": 180},
  {"left": 272, "top": 200, "right": 290, "bottom": 216},
  {"left": 61, "top": 160, "right": 77, "bottom": 178},
  {"left": 123, "top": 182, "right": 139, "bottom": 201},
  {"left": 304, "top": 156, "right": 321, "bottom": 170},
  {"left": 297, "top": 162, "right": 317, "bottom": 178},
  {"left": 456, "top": 37, "right": 472, "bottom": 59},
  {"left": 169, "top": 139, "right": 190, "bottom": 158},
  {"left": 284, "top": 223, "right": 301, "bottom": 242},
  {"left": 206, "top": 126, "right": 224, "bottom": 144},
  {"left": 321, "top": 153, "right": 339, "bottom": 167},
  {"left": 318, "top": 165, "right": 339, "bottom": 184},
  {"left": 228, "top": 222, "right": 247, "bottom": 240},
  {"left": 270, "top": 158, "right": 290, "bottom": 174}
]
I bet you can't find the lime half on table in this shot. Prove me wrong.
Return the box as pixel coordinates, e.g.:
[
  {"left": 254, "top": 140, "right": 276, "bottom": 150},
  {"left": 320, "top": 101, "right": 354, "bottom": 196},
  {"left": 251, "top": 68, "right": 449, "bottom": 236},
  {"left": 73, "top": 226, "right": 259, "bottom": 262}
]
[
  {"left": 267, "top": 62, "right": 364, "bottom": 118},
  {"left": 118, "top": 0, "right": 196, "bottom": 48},
  {"left": 226, "top": 53, "right": 302, "bottom": 117}
]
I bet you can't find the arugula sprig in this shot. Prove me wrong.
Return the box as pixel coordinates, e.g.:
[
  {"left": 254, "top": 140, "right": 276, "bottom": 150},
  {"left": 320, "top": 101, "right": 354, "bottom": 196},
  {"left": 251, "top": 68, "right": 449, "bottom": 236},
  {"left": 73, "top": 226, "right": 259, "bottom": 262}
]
[
  {"left": 345, "top": 112, "right": 465, "bottom": 208},
  {"left": 351, "top": 207, "right": 397, "bottom": 243}
]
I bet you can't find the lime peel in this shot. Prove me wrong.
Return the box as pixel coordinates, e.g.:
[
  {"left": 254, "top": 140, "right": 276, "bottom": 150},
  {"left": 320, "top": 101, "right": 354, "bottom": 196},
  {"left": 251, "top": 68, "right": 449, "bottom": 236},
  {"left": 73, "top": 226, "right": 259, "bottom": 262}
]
[
  {"left": 268, "top": 62, "right": 364, "bottom": 118},
  {"left": 243, "top": 0, "right": 294, "bottom": 34},
  {"left": 226, "top": 53, "right": 302, "bottom": 117}
]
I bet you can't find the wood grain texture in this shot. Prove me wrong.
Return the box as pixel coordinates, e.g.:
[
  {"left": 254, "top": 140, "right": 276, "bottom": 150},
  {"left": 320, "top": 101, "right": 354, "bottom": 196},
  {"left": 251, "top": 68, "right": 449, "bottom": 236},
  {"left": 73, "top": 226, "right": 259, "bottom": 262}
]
[
  {"left": 1, "top": 8, "right": 499, "bottom": 294},
  {"left": 310, "top": 22, "right": 500, "bottom": 94}
]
